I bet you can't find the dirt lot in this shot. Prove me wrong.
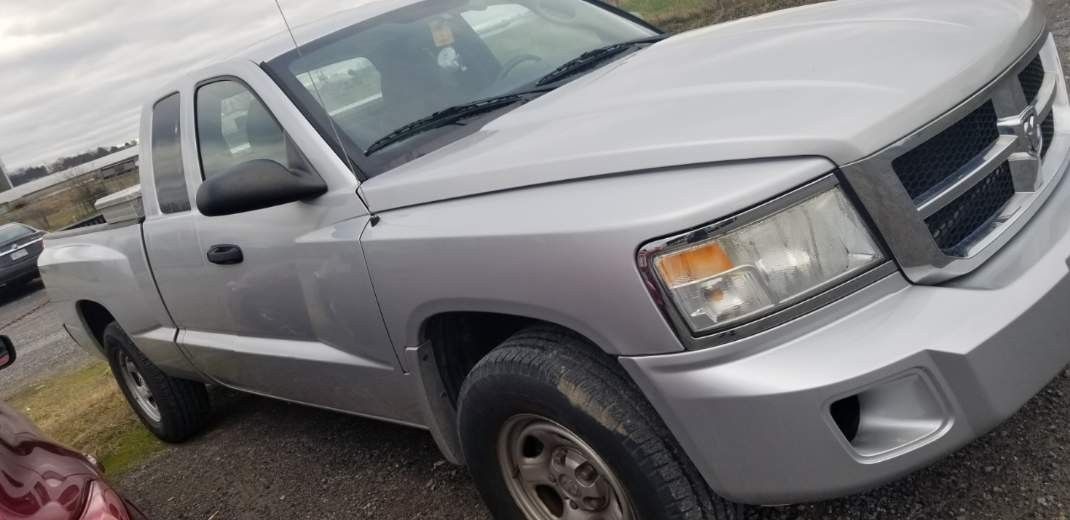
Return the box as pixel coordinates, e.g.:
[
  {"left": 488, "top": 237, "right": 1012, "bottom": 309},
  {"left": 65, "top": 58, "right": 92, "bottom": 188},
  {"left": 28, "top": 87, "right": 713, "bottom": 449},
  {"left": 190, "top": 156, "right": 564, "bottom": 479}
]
[
  {"left": 0, "top": 280, "right": 93, "bottom": 399},
  {"left": 4, "top": 2, "right": 1070, "bottom": 519}
]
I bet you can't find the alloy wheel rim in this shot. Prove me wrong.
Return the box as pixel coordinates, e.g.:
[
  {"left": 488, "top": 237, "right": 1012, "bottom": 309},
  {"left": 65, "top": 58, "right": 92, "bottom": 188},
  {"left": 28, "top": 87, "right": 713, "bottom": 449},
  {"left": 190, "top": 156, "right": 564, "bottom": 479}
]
[
  {"left": 118, "top": 352, "right": 162, "bottom": 423},
  {"left": 498, "top": 414, "right": 633, "bottom": 520}
]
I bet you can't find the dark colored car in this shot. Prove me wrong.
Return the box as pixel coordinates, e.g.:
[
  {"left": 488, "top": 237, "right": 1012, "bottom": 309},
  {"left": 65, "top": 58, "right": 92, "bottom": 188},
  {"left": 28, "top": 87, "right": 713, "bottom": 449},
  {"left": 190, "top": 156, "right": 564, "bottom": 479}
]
[
  {"left": 0, "top": 337, "right": 144, "bottom": 520},
  {"left": 0, "top": 223, "right": 45, "bottom": 289}
]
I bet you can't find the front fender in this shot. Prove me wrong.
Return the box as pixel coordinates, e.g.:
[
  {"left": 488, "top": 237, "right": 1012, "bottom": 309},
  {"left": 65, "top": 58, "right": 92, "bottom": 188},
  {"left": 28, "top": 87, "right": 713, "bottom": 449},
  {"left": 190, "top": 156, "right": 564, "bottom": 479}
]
[{"left": 362, "top": 158, "right": 835, "bottom": 359}]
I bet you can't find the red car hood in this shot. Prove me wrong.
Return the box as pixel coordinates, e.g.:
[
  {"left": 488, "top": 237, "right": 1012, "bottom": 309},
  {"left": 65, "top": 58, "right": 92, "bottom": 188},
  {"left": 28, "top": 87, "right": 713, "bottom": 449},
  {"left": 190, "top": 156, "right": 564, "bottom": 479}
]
[{"left": 0, "top": 400, "right": 98, "bottom": 520}]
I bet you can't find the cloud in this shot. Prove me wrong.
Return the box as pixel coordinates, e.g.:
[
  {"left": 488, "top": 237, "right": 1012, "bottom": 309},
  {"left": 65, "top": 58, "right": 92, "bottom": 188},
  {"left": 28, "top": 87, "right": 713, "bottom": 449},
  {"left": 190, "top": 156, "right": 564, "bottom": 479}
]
[{"left": 0, "top": 0, "right": 368, "bottom": 169}]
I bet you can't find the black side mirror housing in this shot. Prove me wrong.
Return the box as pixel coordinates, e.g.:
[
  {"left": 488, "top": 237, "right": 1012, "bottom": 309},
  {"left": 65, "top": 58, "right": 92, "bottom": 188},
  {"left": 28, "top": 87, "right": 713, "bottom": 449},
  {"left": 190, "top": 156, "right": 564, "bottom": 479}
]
[
  {"left": 196, "top": 159, "right": 328, "bottom": 217},
  {"left": 0, "top": 336, "right": 16, "bottom": 370}
]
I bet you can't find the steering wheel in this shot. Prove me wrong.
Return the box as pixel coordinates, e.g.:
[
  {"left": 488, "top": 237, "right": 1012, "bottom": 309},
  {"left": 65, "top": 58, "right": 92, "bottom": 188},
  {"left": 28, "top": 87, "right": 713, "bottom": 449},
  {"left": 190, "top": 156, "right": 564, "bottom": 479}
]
[{"left": 497, "top": 54, "right": 543, "bottom": 83}]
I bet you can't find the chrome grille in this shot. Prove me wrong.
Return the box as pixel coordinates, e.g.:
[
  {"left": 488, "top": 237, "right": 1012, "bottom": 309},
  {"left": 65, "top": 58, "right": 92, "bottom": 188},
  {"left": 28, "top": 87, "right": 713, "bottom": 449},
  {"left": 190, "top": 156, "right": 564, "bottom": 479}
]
[
  {"left": 925, "top": 163, "right": 1014, "bottom": 254},
  {"left": 1042, "top": 111, "right": 1055, "bottom": 158},
  {"left": 891, "top": 102, "right": 999, "bottom": 200},
  {"left": 1019, "top": 55, "right": 1045, "bottom": 103},
  {"left": 840, "top": 33, "right": 1066, "bottom": 284}
]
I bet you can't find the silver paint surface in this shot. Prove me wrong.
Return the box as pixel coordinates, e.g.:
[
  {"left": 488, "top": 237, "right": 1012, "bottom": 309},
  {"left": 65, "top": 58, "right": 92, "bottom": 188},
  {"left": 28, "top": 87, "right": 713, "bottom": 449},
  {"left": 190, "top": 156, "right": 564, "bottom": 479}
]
[{"left": 37, "top": 0, "right": 1070, "bottom": 504}]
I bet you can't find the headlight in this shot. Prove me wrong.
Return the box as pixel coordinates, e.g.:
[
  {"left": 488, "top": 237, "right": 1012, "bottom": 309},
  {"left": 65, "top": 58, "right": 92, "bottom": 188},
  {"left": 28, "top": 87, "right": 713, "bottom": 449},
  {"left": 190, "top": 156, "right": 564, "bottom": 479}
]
[{"left": 648, "top": 184, "right": 885, "bottom": 334}]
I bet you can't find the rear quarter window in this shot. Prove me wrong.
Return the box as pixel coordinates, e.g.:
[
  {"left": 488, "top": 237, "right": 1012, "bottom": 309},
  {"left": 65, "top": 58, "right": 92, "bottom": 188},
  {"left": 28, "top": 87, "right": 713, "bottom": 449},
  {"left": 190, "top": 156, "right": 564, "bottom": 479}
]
[{"left": 151, "top": 93, "right": 191, "bottom": 214}]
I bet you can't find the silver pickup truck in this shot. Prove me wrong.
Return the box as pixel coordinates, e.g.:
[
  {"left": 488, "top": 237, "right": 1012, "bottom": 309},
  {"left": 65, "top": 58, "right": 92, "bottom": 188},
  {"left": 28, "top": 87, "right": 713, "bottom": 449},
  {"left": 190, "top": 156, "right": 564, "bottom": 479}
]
[{"left": 38, "top": 0, "right": 1070, "bottom": 517}]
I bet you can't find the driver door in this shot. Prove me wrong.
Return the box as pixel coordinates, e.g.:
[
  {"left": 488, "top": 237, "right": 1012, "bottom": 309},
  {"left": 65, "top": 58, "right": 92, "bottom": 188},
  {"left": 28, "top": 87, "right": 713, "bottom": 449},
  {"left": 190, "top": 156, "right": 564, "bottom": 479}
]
[{"left": 169, "top": 70, "right": 420, "bottom": 425}]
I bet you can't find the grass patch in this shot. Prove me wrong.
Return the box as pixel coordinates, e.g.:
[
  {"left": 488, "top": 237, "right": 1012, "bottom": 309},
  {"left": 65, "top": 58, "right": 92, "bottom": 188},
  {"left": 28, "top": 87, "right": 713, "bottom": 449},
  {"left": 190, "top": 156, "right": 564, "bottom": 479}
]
[
  {"left": 621, "top": 0, "right": 708, "bottom": 18},
  {"left": 622, "top": 0, "right": 828, "bottom": 33},
  {"left": 8, "top": 361, "right": 163, "bottom": 478}
]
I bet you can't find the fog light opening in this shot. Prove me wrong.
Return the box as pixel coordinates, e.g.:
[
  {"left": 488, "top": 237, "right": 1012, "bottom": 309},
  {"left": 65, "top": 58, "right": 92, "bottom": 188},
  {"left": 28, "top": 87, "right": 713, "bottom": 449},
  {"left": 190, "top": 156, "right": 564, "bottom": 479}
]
[
  {"left": 830, "top": 395, "right": 861, "bottom": 442},
  {"left": 834, "top": 373, "right": 949, "bottom": 458}
]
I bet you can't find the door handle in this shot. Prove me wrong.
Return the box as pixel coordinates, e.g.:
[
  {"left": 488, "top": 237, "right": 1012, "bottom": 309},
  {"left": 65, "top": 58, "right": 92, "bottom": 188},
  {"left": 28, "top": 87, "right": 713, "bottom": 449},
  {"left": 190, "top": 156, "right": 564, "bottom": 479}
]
[{"left": 206, "top": 244, "right": 243, "bottom": 265}]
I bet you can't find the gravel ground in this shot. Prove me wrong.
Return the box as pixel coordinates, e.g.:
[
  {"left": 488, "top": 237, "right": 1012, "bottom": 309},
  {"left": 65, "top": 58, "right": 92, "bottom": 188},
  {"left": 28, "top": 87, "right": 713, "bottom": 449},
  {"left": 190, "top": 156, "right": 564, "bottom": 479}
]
[
  {"left": 0, "top": 279, "right": 93, "bottom": 400},
  {"left": 116, "top": 371, "right": 1070, "bottom": 520},
  {"left": 3, "top": 2, "right": 1070, "bottom": 519},
  {"left": 118, "top": 388, "right": 490, "bottom": 520}
]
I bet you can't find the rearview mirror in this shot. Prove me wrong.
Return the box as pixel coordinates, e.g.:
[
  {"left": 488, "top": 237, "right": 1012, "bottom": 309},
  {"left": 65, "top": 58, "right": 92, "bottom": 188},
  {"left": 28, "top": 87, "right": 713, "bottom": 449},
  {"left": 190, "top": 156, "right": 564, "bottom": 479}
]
[
  {"left": 196, "top": 159, "right": 328, "bottom": 217},
  {"left": 0, "top": 336, "right": 16, "bottom": 370}
]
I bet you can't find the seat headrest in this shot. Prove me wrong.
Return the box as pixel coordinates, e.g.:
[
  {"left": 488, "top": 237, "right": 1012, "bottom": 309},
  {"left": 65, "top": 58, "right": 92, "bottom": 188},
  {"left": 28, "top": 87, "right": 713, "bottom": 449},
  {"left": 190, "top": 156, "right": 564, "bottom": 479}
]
[{"left": 246, "top": 102, "right": 284, "bottom": 149}]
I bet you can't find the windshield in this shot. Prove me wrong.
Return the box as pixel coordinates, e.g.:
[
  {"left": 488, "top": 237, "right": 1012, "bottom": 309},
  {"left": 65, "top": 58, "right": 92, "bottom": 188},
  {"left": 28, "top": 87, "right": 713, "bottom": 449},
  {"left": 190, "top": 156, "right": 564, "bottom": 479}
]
[
  {"left": 0, "top": 225, "right": 35, "bottom": 244},
  {"left": 267, "top": 0, "right": 656, "bottom": 176}
]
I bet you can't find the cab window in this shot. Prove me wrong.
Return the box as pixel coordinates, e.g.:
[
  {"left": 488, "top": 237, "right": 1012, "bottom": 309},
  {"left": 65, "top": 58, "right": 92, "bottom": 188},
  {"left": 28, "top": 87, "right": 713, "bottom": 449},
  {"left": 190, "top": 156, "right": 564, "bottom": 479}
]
[{"left": 195, "top": 80, "right": 302, "bottom": 179}]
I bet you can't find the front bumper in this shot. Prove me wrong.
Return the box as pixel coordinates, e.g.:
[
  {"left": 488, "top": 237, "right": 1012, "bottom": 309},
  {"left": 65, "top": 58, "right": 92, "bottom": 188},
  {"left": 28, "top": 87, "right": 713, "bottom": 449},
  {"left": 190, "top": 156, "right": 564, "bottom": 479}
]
[{"left": 621, "top": 160, "right": 1070, "bottom": 505}]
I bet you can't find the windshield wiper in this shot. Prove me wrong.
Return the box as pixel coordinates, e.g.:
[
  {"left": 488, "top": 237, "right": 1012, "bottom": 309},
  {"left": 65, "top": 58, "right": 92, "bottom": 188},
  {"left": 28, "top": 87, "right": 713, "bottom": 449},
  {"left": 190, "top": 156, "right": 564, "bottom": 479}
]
[
  {"left": 366, "top": 90, "right": 548, "bottom": 155},
  {"left": 364, "top": 36, "right": 665, "bottom": 156},
  {"left": 535, "top": 35, "right": 667, "bottom": 87}
]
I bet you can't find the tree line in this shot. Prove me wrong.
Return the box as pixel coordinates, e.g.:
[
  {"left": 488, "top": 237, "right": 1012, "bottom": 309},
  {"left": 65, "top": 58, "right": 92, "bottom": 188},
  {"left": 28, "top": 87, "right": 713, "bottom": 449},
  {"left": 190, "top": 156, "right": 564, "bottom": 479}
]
[{"left": 9, "top": 140, "right": 138, "bottom": 187}]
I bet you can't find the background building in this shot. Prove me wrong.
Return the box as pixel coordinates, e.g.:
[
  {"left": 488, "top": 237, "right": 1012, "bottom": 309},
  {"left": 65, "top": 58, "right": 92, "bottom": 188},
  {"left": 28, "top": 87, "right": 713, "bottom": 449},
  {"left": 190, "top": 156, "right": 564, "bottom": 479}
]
[
  {"left": 0, "top": 158, "right": 11, "bottom": 193},
  {"left": 0, "top": 148, "right": 139, "bottom": 230}
]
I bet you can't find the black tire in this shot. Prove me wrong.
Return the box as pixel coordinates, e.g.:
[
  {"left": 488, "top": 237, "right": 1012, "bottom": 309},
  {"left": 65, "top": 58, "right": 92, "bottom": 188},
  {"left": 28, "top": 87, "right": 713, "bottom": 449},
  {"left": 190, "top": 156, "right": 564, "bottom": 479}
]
[
  {"left": 103, "top": 322, "right": 211, "bottom": 443},
  {"left": 458, "top": 326, "right": 743, "bottom": 520}
]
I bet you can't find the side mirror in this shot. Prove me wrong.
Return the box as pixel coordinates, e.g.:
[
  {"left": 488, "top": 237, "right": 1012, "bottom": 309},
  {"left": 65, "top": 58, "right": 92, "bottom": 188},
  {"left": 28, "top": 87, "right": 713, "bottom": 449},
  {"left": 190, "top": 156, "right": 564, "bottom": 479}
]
[
  {"left": 0, "top": 336, "right": 15, "bottom": 370},
  {"left": 196, "top": 159, "right": 328, "bottom": 217}
]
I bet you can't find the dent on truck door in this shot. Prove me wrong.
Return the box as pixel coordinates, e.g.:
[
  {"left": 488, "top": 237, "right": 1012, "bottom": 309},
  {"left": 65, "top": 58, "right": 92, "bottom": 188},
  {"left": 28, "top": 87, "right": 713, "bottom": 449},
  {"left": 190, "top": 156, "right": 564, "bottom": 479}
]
[
  {"left": 172, "top": 79, "right": 420, "bottom": 426},
  {"left": 185, "top": 211, "right": 411, "bottom": 423}
]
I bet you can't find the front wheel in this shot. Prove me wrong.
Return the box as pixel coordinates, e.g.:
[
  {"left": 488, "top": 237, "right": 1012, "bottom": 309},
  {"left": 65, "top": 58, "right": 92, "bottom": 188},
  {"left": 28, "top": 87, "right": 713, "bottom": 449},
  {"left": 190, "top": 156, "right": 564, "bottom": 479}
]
[
  {"left": 104, "top": 322, "right": 211, "bottom": 443},
  {"left": 458, "top": 326, "right": 742, "bottom": 520}
]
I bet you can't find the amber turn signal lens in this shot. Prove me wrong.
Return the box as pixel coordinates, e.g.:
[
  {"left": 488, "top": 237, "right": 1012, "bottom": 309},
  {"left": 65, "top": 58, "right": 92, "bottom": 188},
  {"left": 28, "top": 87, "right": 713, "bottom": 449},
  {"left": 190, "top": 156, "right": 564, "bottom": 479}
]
[
  {"left": 656, "top": 242, "right": 734, "bottom": 288},
  {"left": 649, "top": 187, "right": 884, "bottom": 334}
]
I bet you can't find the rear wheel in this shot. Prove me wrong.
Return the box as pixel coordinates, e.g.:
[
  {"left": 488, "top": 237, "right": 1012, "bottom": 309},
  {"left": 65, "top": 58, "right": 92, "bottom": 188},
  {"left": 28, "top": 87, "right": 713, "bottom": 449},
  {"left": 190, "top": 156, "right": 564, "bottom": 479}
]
[
  {"left": 458, "top": 326, "right": 743, "bottom": 520},
  {"left": 103, "top": 322, "right": 211, "bottom": 442}
]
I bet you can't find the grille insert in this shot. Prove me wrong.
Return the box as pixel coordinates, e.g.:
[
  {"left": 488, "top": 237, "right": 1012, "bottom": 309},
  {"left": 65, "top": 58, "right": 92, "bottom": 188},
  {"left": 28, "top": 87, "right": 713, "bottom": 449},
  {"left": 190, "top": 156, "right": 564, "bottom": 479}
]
[
  {"left": 892, "top": 102, "right": 999, "bottom": 200},
  {"left": 925, "top": 163, "right": 1015, "bottom": 255},
  {"left": 1042, "top": 112, "right": 1055, "bottom": 158},
  {"left": 1019, "top": 55, "right": 1045, "bottom": 104},
  {"left": 839, "top": 37, "right": 1065, "bottom": 283}
]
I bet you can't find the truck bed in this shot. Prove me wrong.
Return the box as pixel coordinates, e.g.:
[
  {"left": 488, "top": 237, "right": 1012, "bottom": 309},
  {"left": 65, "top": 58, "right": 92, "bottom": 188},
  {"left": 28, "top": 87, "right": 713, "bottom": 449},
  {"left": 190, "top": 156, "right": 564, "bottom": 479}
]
[
  {"left": 38, "top": 221, "right": 203, "bottom": 380},
  {"left": 45, "top": 220, "right": 140, "bottom": 241}
]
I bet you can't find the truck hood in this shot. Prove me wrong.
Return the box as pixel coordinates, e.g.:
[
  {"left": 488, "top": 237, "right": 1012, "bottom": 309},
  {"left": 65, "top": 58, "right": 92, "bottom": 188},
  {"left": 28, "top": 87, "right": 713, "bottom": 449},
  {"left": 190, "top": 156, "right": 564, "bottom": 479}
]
[{"left": 360, "top": 0, "right": 1043, "bottom": 212}]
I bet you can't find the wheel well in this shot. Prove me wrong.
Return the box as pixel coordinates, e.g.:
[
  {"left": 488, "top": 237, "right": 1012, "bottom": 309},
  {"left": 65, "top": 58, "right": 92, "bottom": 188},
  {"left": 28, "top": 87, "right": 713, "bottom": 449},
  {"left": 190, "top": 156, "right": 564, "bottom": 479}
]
[
  {"left": 423, "top": 312, "right": 540, "bottom": 406},
  {"left": 77, "top": 301, "right": 116, "bottom": 351}
]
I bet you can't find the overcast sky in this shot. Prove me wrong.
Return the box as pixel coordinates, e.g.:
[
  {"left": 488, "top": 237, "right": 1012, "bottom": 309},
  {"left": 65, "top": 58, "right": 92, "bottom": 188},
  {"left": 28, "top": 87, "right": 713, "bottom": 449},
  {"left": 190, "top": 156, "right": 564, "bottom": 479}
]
[{"left": 0, "top": 0, "right": 375, "bottom": 170}]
